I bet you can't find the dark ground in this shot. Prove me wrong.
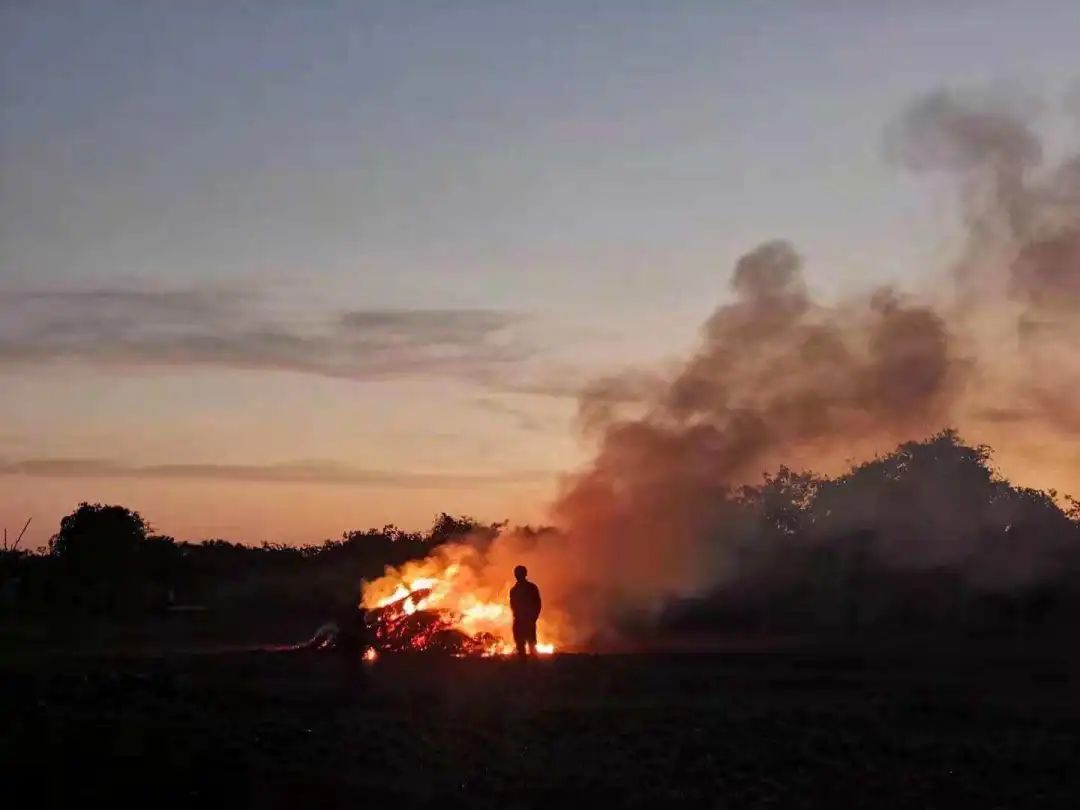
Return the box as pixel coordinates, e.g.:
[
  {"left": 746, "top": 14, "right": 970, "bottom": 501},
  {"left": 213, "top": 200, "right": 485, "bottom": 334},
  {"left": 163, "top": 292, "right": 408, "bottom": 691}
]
[{"left": 3, "top": 636, "right": 1080, "bottom": 808}]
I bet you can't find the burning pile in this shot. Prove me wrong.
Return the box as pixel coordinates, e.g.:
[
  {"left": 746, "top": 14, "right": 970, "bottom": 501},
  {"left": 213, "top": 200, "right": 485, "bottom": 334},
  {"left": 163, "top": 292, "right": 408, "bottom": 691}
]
[{"left": 363, "top": 558, "right": 556, "bottom": 656}]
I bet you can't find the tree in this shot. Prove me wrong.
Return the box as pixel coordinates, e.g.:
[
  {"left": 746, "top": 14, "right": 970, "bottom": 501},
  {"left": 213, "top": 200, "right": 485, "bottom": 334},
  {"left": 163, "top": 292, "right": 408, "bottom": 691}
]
[
  {"left": 50, "top": 503, "right": 150, "bottom": 563},
  {"left": 48, "top": 503, "right": 154, "bottom": 611},
  {"left": 428, "top": 513, "right": 481, "bottom": 546}
]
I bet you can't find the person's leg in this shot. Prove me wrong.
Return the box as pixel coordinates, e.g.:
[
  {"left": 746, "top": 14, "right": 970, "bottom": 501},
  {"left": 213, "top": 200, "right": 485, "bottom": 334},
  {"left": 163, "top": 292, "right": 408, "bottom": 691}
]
[{"left": 513, "top": 623, "right": 527, "bottom": 658}]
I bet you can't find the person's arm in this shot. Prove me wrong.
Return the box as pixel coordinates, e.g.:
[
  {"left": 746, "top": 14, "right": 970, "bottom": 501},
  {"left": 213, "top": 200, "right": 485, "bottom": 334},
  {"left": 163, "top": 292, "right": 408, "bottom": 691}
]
[{"left": 533, "top": 584, "right": 542, "bottom": 619}]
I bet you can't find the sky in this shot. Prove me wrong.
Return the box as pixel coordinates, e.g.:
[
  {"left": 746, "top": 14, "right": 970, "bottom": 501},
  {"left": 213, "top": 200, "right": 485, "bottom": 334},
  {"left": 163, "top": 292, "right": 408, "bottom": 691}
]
[{"left": 2, "top": 1, "right": 1078, "bottom": 548}]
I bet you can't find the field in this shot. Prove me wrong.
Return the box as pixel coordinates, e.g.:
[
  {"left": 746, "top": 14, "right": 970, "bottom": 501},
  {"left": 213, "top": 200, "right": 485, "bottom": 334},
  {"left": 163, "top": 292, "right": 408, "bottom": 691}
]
[{"left": 4, "top": 637, "right": 1080, "bottom": 808}]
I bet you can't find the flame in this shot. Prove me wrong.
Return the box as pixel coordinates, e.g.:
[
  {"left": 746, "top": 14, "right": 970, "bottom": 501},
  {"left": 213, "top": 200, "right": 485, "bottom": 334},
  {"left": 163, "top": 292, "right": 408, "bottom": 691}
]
[{"left": 362, "top": 549, "right": 558, "bottom": 657}]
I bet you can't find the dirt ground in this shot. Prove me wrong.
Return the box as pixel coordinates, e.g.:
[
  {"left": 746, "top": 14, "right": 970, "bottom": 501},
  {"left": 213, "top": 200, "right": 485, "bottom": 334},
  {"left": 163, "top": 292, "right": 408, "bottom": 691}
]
[{"left": 3, "top": 641, "right": 1079, "bottom": 808}]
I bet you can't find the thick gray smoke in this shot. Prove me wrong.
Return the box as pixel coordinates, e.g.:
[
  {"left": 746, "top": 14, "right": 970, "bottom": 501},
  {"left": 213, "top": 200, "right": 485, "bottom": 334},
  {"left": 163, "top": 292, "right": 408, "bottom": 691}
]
[
  {"left": 889, "top": 88, "right": 1080, "bottom": 307},
  {"left": 534, "top": 88, "right": 1080, "bottom": 642},
  {"left": 369, "top": 89, "right": 1080, "bottom": 648}
]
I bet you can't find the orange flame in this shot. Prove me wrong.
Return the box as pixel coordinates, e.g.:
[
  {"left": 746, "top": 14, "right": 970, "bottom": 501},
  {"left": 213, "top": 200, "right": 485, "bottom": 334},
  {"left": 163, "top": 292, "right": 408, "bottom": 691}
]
[{"left": 362, "top": 550, "right": 557, "bottom": 656}]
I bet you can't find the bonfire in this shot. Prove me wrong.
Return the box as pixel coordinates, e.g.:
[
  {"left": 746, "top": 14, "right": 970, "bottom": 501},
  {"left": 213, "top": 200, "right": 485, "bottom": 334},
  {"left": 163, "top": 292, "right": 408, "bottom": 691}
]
[{"left": 362, "top": 561, "right": 556, "bottom": 657}]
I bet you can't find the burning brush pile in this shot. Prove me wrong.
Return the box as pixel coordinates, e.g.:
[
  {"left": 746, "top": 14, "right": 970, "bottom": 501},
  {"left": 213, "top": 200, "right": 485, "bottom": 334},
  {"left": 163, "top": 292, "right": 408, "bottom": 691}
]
[
  {"left": 362, "top": 554, "right": 556, "bottom": 657},
  {"left": 365, "top": 579, "right": 504, "bottom": 656}
]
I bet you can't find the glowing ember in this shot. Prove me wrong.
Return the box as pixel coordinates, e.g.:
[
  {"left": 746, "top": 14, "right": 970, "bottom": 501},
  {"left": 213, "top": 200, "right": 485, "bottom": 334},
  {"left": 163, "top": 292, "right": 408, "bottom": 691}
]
[{"left": 362, "top": 551, "right": 558, "bottom": 657}]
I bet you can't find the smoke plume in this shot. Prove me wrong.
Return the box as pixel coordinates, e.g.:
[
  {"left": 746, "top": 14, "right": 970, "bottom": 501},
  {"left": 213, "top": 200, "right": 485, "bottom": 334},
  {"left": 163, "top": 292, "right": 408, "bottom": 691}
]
[{"left": 366, "top": 88, "right": 1080, "bottom": 647}]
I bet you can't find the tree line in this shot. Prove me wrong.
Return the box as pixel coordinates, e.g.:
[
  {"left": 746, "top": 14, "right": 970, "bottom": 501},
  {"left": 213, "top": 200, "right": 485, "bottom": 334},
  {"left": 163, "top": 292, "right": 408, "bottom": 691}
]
[
  {"left": 4, "top": 431, "right": 1080, "bottom": 636},
  {"left": 0, "top": 509, "right": 493, "bottom": 617},
  {"left": 657, "top": 431, "right": 1080, "bottom": 635}
]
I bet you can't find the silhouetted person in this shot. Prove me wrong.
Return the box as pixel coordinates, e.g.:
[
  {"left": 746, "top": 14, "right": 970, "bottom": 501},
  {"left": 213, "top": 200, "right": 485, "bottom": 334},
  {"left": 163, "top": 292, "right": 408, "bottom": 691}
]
[
  {"left": 509, "top": 565, "right": 541, "bottom": 658},
  {"left": 331, "top": 598, "right": 371, "bottom": 694},
  {"left": 335, "top": 602, "right": 370, "bottom": 659}
]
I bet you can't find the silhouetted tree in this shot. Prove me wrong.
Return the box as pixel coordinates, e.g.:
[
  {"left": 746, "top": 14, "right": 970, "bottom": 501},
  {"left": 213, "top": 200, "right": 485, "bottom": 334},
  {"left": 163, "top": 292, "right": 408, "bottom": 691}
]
[
  {"left": 50, "top": 502, "right": 150, "bottom": 562},
  {"left": 671, "top": 431, "right": 1080, "bottom": 634},
  {"left": 48, "top": 503, "right": 159, "bottom": 611},
  {"left": 428, "top": 513, "right": 485, "bottom": 545}
]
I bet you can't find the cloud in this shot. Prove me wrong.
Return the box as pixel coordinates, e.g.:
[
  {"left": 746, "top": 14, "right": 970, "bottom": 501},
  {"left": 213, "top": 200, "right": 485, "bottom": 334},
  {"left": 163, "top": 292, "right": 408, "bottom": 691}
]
[
  {"left": 472, "top": 396, "right": 553, "bottom": 432},
  {"left": 0, "top": 287, "right": 533, "bottom": 383},
  {"left": 0, "top": 456, "right": 553, "bottom": 487},
  {"left": 339, "top": 309, "right": 520, "bottom": 341}
]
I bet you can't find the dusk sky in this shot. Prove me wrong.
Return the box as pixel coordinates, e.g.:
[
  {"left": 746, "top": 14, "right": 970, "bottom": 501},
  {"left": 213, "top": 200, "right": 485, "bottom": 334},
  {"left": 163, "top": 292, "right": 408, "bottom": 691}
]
[{"left": 3, "top": 1, "right": 1078, "bottom": 547}]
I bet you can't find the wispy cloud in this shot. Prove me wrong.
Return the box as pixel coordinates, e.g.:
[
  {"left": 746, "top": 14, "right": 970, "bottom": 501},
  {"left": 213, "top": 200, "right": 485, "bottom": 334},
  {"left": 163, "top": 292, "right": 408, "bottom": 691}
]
[
  {"left": 472, "top": 396, "right": 551, "bottom": 432},
  {"left": 0, "top": 287, "right": 533, "bottom": 383},
  {"left": 0, "top": 457, "right": 554, "bottom": 487}
]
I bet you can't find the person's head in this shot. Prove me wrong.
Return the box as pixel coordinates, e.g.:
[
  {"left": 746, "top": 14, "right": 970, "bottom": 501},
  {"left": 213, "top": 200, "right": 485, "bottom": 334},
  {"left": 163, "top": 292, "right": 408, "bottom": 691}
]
[{"left": 514, "top": 565, "right": 528, "bottom": 582}]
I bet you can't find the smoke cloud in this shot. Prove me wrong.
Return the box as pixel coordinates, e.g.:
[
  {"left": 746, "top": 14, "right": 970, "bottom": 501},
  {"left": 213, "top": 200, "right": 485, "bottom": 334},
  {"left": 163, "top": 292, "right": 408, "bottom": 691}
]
[{"left": 366, "top": 88, "right": 1080, "bottom": 648}]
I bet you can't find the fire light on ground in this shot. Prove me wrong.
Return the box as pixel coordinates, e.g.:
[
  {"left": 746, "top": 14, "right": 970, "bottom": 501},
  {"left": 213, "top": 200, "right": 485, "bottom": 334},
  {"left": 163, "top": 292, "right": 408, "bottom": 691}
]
[{"left": 361, "top": 553, "right": 557, "bottom": 657}]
